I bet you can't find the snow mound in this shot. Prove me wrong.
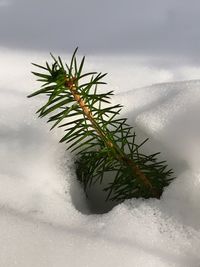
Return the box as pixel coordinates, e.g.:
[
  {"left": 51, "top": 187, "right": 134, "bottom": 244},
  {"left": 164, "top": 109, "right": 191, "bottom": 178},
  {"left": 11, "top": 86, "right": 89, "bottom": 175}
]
[{"left": 1, "top": 49, "right": 200, "bottom": 266}]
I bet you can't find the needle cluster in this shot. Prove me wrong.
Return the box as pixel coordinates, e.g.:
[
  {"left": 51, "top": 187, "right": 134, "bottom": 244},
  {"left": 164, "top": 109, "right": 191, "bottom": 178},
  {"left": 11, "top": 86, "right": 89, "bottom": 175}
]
[{"left": 28, "top": 49, "right": 174, "bottom": 202}]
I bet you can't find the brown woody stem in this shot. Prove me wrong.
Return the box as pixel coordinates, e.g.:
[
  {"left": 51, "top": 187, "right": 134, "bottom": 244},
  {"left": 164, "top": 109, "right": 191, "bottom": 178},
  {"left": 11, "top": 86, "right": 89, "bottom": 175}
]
[{"left": 65, "top": 77, "right": 160, "bottom": 198}]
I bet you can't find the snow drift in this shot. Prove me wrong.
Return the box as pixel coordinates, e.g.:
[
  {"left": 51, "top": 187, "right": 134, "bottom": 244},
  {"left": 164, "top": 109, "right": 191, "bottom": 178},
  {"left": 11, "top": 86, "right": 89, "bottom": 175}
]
[{"left": 0, "top": 48, "right": 200, "bottom": 266}]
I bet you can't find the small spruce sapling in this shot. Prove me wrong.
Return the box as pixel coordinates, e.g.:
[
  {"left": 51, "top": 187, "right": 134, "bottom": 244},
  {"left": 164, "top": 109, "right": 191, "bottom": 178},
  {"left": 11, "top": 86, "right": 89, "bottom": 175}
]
[{"left": 28, "top": 48, "right": 174, "bottom": 202}]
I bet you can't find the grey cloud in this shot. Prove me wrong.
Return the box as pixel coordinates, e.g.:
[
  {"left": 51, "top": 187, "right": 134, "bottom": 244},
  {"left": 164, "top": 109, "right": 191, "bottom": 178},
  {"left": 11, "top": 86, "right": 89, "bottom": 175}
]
[{"left": 0, "top": 0, "right": 200, "bottom": 63}]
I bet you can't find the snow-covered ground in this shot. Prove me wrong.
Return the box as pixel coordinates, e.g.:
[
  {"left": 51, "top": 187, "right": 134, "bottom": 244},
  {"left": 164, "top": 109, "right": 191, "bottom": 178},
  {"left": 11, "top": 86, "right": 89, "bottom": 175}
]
[{"left": 1, "top": 47, "right": 200, "bottom": 266}]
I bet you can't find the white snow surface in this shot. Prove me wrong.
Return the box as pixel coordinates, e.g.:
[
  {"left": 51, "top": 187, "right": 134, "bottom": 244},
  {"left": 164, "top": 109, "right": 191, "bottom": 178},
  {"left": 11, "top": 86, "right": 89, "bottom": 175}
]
[{"left": 1, "top": 48, "right": 200, "bottom": 266}]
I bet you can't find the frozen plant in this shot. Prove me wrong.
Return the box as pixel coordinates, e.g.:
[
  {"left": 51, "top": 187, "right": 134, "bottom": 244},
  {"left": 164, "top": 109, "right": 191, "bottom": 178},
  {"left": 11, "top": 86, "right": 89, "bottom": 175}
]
[{"left": 28, "top": 48, "right": 174, "bottom": 202}]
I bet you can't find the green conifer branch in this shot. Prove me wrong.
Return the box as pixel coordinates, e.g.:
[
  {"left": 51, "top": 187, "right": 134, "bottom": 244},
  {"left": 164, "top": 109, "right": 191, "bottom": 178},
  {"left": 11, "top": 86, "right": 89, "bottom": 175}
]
[{"left": 28, "top": 48, "right": 174, "bottom": 202}]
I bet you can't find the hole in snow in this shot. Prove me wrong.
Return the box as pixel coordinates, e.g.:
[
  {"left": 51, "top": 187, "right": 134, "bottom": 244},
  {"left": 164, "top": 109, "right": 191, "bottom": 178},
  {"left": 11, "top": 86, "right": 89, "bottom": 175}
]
[
  {"left": 60, "top": 151, "right": 119, "bottom": 215},
  {"left": 70, "top": 168, "right": 120, "bottom": 214},
  {"left": 83, "top": 175, "right": 121, "bottom": 214}
]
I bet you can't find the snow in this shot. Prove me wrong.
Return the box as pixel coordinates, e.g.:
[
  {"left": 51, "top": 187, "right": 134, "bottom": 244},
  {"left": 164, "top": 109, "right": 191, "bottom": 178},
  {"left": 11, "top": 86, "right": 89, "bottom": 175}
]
[
  {"left": 1, "top": 0, "right": 200, "bottom": 264},
  {"left": 1, "top": 48, "right": 200, "bottom": 267}
]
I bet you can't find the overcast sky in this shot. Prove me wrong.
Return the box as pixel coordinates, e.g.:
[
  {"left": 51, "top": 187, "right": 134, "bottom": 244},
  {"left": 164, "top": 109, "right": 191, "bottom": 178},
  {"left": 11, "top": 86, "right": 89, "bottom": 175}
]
[{"left": 1, "top": 0, "right": 200, "bottom": 63}]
